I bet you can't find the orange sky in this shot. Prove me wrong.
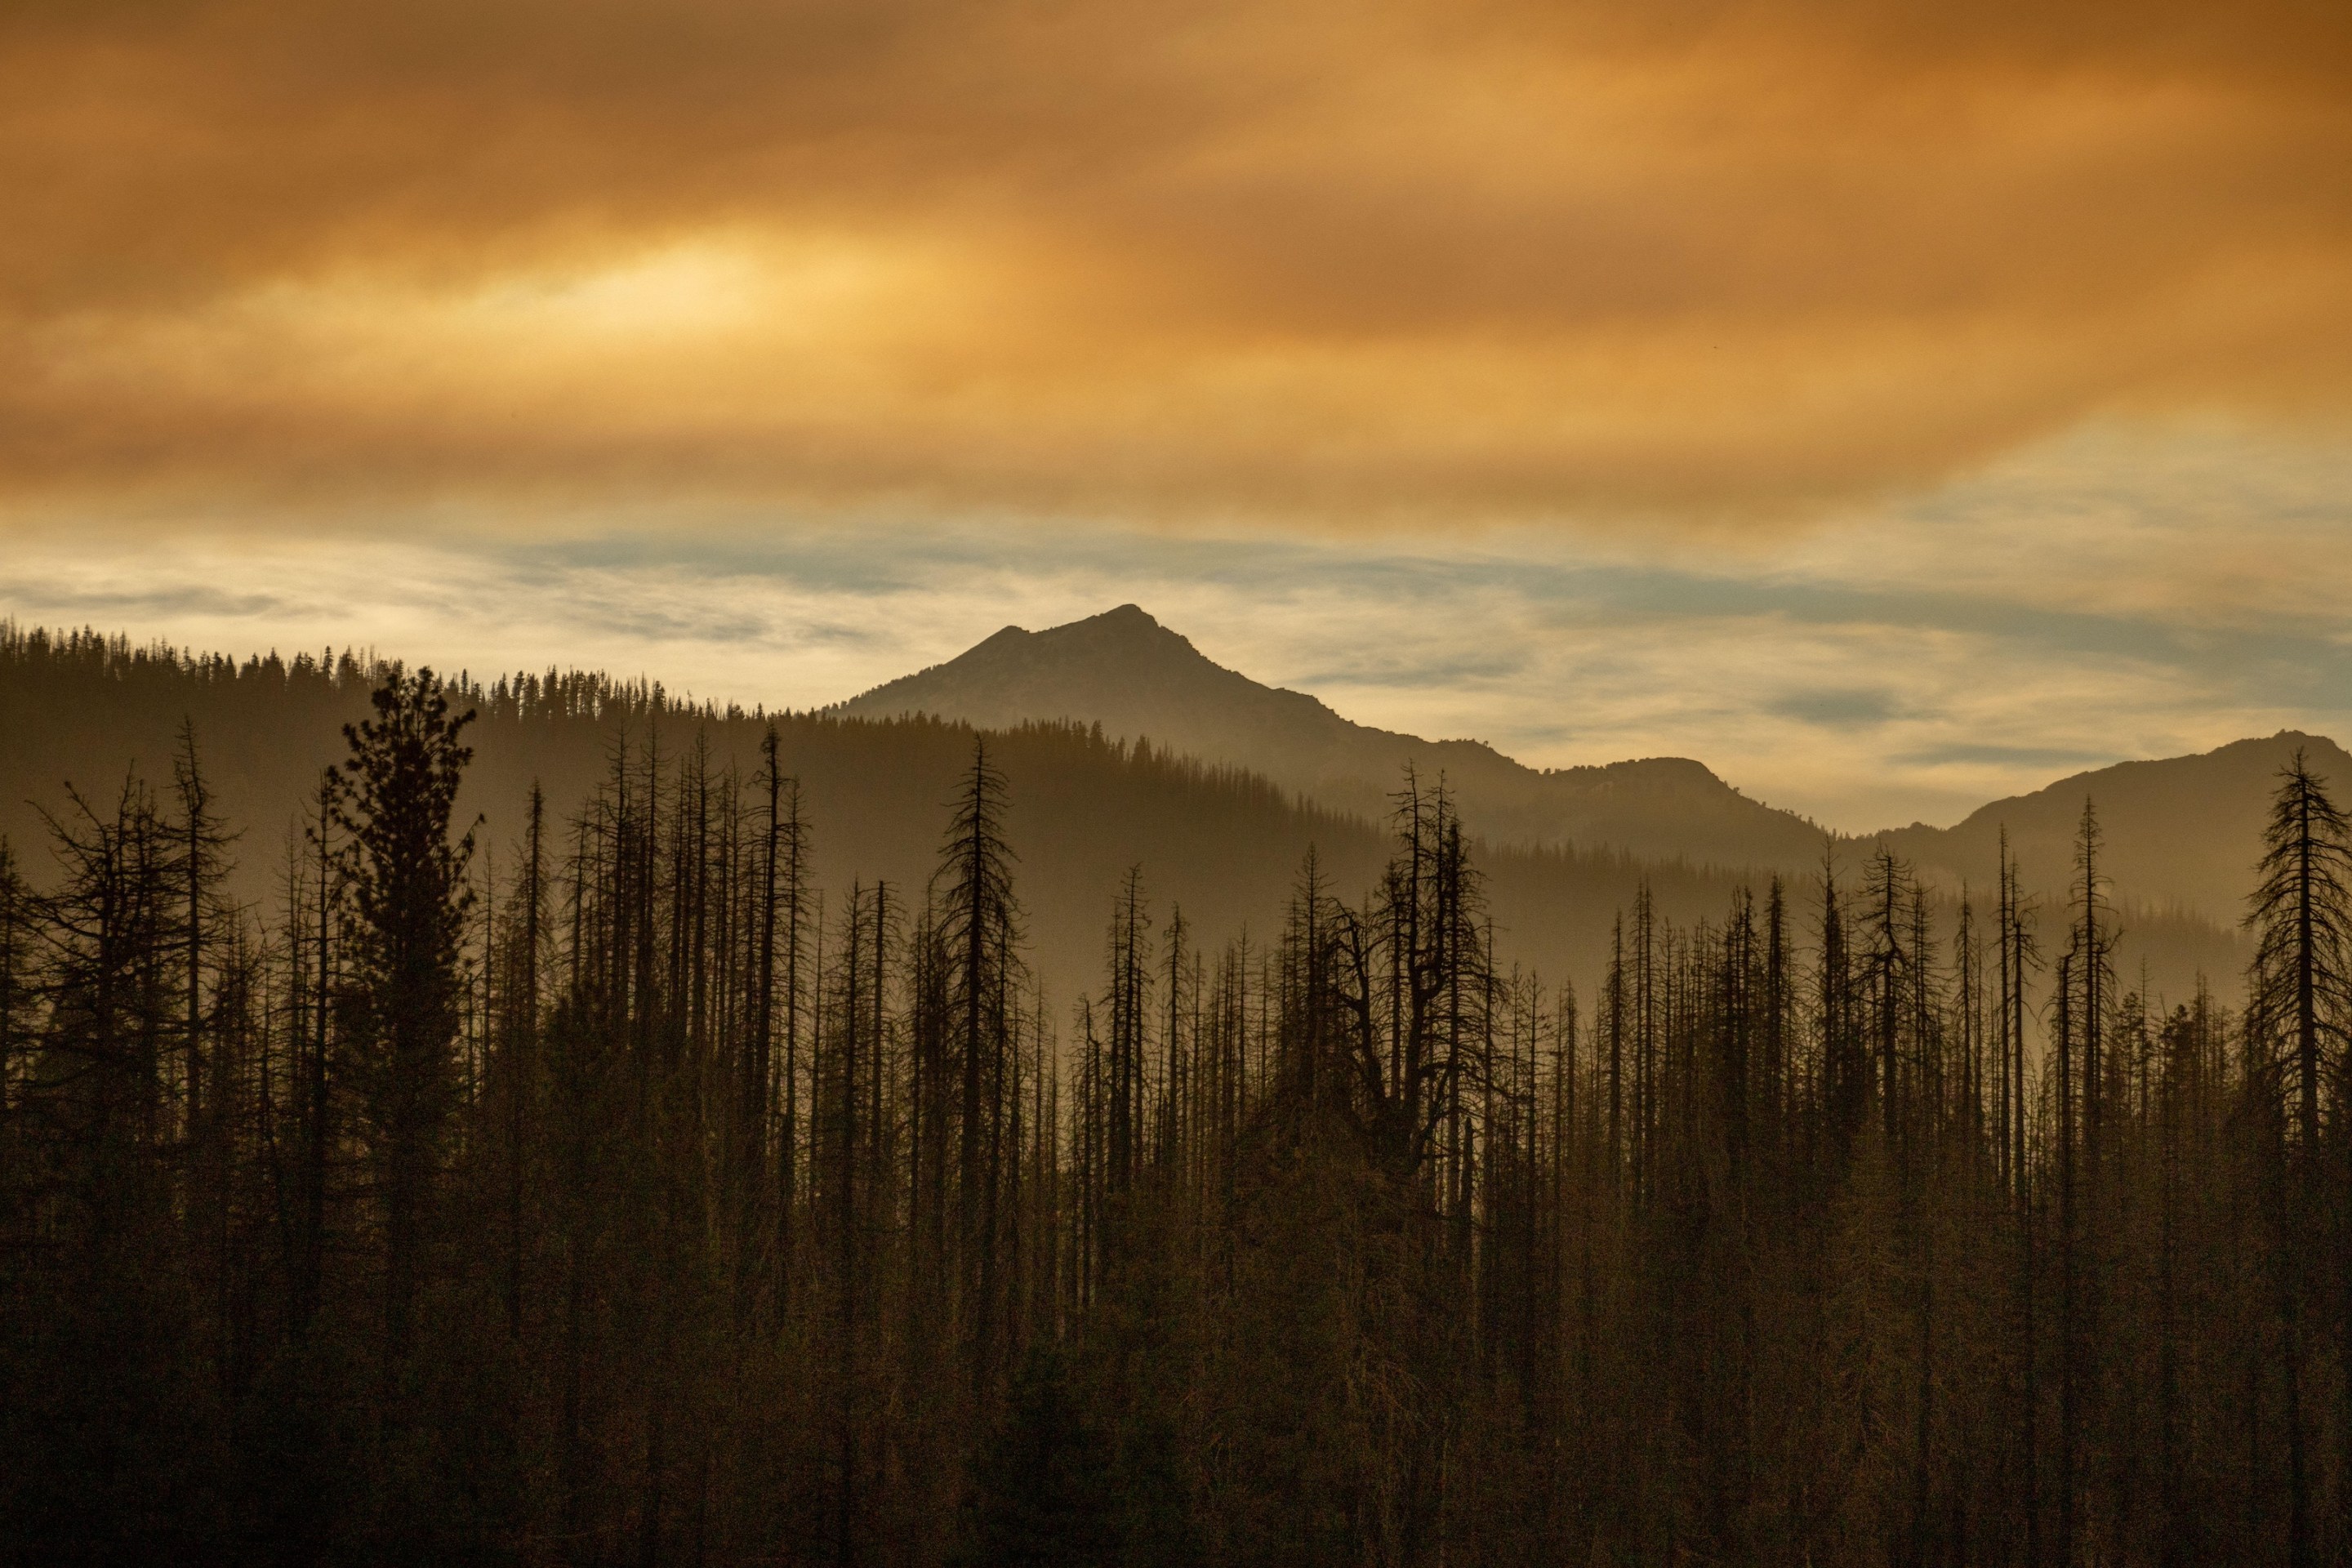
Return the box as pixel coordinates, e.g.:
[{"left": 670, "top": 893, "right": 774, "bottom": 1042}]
[
  {"left": 6, "top": 0, "right": 2350, "bottom": 525},
  {"left": 7, "top": 1, "right": 2352, "bottom": 829}
]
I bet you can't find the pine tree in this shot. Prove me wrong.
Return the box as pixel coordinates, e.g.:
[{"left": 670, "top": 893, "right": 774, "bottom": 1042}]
[
  {"left": 2243, "top": 751, "right": 2351, "bottom": 1568},
  {"left": 333, "top": 667, "right": 478, "bottom": 1369},
  {"left": 2244, "top": 751, "right": 2352, "bottom": 1159},
  {"left": 937, "top": 739, "right": 1022, "bottom": 1387}
]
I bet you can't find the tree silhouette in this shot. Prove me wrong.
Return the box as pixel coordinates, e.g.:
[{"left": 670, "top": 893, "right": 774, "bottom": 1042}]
[
  {"left": 3, "top": 659, "right": 2352, "bottom": 1564},
  {"left": 332, "top": 667, "right": 477, "bottom": 1370}
]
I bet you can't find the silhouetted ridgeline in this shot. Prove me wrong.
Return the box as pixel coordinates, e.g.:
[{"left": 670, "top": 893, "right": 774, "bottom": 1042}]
[
  {"left": 2, "top": 623, "right": 1383, "bottom": 1011},
  {"left": 10, "top": 628, "right": 2339, "bottom": 1565},
  {"left": 0, "top": 623, "right": 2241, "bottom": 1005},
  {"left": 838, "top": 602, "right": 1839, "bottom": 869},
  {"left": 835, "top": 603, "right": 2341, "bottom": 927}
]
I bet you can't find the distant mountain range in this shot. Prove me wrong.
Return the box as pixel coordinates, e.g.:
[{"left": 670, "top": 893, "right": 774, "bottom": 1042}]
[
  {"left": 1880, "top": 733, "right": 2352, "bottom": 924},
  {"left": 3, "top": 612, "right": 2319, "bottom": 1004},
  {"left": 840, "top": 604, "right": 1831, "bottom": 868},
  {"left": 841, "top": 604, "right": 2349, "bottom": 924}
]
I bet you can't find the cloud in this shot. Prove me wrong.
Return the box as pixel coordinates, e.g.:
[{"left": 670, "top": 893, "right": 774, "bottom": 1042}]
[
  {"left": 1897, "top": 743, "right": 2117, "bottom": 770},
  {"left": 1767, "top": 688, "right": 1909, "bottom": 730},
  {"left": 2, "top": 0, "right": 2348, "bottom": 523},
  {"left": 6, "top": 423, "right": 2345, "bottom": 835}
]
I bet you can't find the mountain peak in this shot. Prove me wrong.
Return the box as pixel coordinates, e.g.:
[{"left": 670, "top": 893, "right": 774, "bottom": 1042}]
[
  {"left": 1039, "top": 603, "right": 1196, "bottom": 662},
  {"left": 840, "top": 604, "right": 1258, "bottom": 733},
  {"left": 1041, "top": 602, "right": 1186, "bottom": 652},
  {"left": 839, "top": 605, "right": 1828, "bottom": 870},
  {"left": 967, "top": 603, "right": 1179, "bottom": 657}
]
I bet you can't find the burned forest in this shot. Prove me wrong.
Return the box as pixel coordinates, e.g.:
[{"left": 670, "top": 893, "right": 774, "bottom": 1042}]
[{"left": 2, "top": 650, "right": 2350, "bottom": 1568}]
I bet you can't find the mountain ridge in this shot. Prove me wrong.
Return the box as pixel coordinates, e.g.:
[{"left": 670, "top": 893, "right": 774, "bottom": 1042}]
[
  {"left": 1881, "top": 729, "right": 2352, "bottom": 925},
  {"left": 841, "top": 604, "right": 2346, "bottom": 923},
  {"left": 840, "top": 604, "right": 1834, "bottom": 871},
  {"left": 0, "top": 620, "right": 2264, "bottom": 1003}
]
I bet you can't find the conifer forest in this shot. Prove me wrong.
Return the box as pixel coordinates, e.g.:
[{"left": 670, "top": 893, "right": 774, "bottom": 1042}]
[{"left": 6, "top": 653, "right": 2352, "bottom": 1568}]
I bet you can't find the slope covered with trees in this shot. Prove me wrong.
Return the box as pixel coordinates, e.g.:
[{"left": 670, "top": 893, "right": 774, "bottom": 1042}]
[
  {"left": 5, "top": 623, "right": 2237, "bottom": 1009},
  {"left": 1882, "top": 731, "right": 2352, "bottom": 924},
  {"left": 1, "top": 639, "right": 2343, "bottom": 1564}
]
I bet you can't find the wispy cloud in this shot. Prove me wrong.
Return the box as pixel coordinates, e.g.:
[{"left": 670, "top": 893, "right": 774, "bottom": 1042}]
[
  {"left": 8, "top": 421, "right": 2347, "bottom": 833},
  {"left": 1766, "top": 688, "right": 1911, "bottom": 731}
]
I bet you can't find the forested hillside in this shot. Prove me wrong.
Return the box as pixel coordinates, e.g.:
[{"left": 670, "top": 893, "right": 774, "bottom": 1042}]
[
  {"left": 1882, "top": 731, "right": 2352, "bottom": 923},
  {"left": 2, "top": 624, "right": 1385, "bottom": 1014},
  {"left": 9, "top": 625, "right": 2234, "bottom": 1009},
  {"left": 13, "top": 626, "right": 2342, "bottom": 1565}
]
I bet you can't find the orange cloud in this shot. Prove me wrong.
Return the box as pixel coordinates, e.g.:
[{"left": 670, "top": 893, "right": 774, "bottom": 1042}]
[{"left": 2, "top": 0, "right": 2347, "bottom": 523}]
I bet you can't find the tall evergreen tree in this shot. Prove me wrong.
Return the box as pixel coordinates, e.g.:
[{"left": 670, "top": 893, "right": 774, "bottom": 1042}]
[
  {"left": 2243, "top": 751, "right": 2352, "bottom": 1568},
  {"left": 2244, "top": 751, "right": 2352, "bottom": 1156},
  {"left": 332, "top": 668, "right": 477, "bottom": 1369},
  {"left": 935, "top": 739, "right": 1022, "bottom": 1389}
]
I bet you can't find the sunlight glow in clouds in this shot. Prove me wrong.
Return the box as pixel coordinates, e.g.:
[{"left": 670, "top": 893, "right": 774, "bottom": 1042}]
[
  {"left": 4, "top": 0, "right": 2350, "bottom": 518},
  {"left": 2, "top": 0, "right": 2348, "bottom": 817}
]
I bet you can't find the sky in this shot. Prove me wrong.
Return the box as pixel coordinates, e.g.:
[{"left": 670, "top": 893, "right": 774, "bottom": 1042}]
[{"left": 4, "top": 0, "right": 2350, "bottom": 831}]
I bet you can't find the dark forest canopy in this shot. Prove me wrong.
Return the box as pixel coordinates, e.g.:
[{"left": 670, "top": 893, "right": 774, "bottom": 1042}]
[{"left": 8, "top": 627, "right": 2345, "bottom": 1564}]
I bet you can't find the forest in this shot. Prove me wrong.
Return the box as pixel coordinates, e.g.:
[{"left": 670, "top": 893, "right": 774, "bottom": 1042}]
[{"left": 2, "top": 650, "right": 2350, "bottom": 1568}]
